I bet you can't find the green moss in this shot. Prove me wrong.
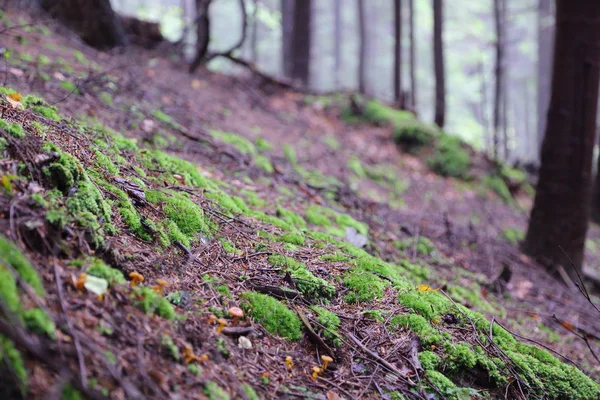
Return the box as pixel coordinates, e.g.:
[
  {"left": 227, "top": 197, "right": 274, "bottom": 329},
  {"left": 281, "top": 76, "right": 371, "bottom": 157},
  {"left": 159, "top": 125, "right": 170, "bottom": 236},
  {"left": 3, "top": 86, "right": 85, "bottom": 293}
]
[
  {"left": 428, "top": 134, "right": 470, "bottom": 178},
  {"left": 0, "top": 263, "right": 21, "bottom": 318},
  {"left": 322, "top": 135, "right": 341, "bottom": 150},
  {"left": 444, "top": 343, "right": 476, "bottom": 371},
  {"left": 278, "top": 231, "right": 305, "bottom": 246},
  {"left": 418, "top": 351, "right": 441, "bottom": 371},
  {"left": 333, "top": 213, "right": 368, "bottom": 236},
  {"left": 255, "top": 137, "right": 272, "bottom": 152},
  {"left": 139, "top": 149, "right": 210, "bottom": 188},
  {"left": 254, "top": 154, "right": 274, "bottom": 173},
  {"left": 309, "top": 306, "right": 341, "bottom": 346},
  {"left": 151, "top": 110, "right": 184, "bottom": 130},
  {"left": 85, "top": 258, "right": 125, "bottom": 285},
  {"left": 347, "top": 156, "right": 366, "bottom": 178},
  {"left": 241, "top": 190, "right": 265, "bottom": 207},
  {"left": 283, "top": 144, "right": 297, "bottom": 165},
  {"left": 203, "top": 381, "right": 230, "bottom": 400},
  {"left": 242, "top": 292, "right": 303, "bottom": 341},
  {"left": 390, "top": 314, "right": 444, "bottom": 346},
  {"left": 268, "top": 255, "right": 334, "bottom": 299},
  {"left": 0, "top": 121, "right": 25, "bottom": 139},
  {"left": 398, "top": 291, "right": 452, "bottom": 321},
  {"left": 187, "top": 364, "right": 201, "bottom": 376},
  {"left": 425, "top": 370, "right": 460, "bottom": 399},
  {"left": 393, "top": 120, "right": 439, "bottom": 152},
  {"left": 43, "top": 148, "right": 82, "bottom": 193},
  {"left": 98, "top": 91, "right": 113, "bottom": 106},
  {"left": 394, "top": 237, "right": 437, "bottom": 256},
  {"left": 0, "top": 137, "right": 7, "bottom": 151},
  {"left": 23, "top": 308, "right": 55, "bottom": 337},
  {"left": 147, "top": 190, "right": 212, "bottom": 238},
  {"left": 484, "top": 174, "right": 512, "bottom": 203},
  {"left": 344, "top": 270, "right": 388, "bottom": 303},
  {"left": 133, "top": 287, "right": 176, "bottom": 320},
  {"left": 0, "top": 235, "right": 44, "bottom": 296},
  {"left": 210, "top": 130, "right": 256, "bottom": 155},
  {"left": 61, "top": 384, "right": 84, "bottom": 400},
  {"left": 343, "top": 98, "right": 413, "bottom": 126},
  {"left": 0, "top": 335, "right": 27, "bottom": 395},
  {"left": 242, "top": 384, "right": 260, "bottom": 400},
  {"left": 276, "top": 208, "right": 307, "bottom": 229},
  {"left": 321, "top": 253, "right": 349, "bottom": 262},
  {"left": 305, "top": 205, "right": 331, "bottom": 226},
  {"left": 161, "top": 334, "right": 180, "bottom": 360}
]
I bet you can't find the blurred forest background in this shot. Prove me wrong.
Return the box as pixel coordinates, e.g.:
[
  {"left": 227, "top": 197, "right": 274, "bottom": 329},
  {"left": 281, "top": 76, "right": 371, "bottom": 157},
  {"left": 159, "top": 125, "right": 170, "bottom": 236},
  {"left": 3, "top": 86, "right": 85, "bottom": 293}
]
[{"left": 111, "top": 0, "right": 552, "bottom": 167}]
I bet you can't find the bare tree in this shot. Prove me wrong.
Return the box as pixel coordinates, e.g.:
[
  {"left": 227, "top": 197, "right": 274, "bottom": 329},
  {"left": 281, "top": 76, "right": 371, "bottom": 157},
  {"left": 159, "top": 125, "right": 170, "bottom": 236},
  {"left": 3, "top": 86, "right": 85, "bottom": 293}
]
[
  {"left": 289, "top": 0, "right": 312, "bottom": 85},
  {"left": 334, "top": 0, "right": 342, "bottom": 89},
  {"left": 250, "top": 0, "right": 259, "bottom": 64},
  {"left": 40, "top": 0, "right": 125, "bottom": 49},
  {"left": 408, "top": 0, "right": 416, "bottom": 111},
  {"left": 493, "top": 0, "right": 505, "bottom": 160},
  {"left": 393, "top": 0, "right": 403, "bottom": 107},
  {"left": 537, "top": 0, "right": 554, "bottom": 163},
  {"left": 433, "top": 0, "right": 445, "bottom": 127},
  {"left": 188, "top": 0, "right": 212, "bottom": 72},
  {"left": 357, "top": 0, "right": 367, "bottom": 93},
  {"left": 281, "top": 0, "right": 294, "bottom": 77},
  {"left": 523, "top": 0, "right": 600, "bottom": 279}
]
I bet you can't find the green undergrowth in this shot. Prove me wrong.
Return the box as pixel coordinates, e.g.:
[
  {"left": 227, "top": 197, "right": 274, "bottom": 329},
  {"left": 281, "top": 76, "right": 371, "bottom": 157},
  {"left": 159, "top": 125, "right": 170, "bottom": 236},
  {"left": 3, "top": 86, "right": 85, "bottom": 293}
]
[
  {"left": 1, "top": 87, "right": 597, "bottom": 399},
  {"left": 209, "top": 130, "right": 274, "bottom": 173}
]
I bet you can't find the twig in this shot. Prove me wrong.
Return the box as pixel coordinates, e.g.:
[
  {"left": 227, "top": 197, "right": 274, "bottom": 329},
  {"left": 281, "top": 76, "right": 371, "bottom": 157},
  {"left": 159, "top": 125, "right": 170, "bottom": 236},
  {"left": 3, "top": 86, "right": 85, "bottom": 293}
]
[
  {"left": 52, "top": 257, "right": 88, "bottom": 388},
  {"left": 232, "top": 251, "right": 272, "bottom": 262},
  {"left": 558, "top": 246, "right": 600, "bottom": 314}
]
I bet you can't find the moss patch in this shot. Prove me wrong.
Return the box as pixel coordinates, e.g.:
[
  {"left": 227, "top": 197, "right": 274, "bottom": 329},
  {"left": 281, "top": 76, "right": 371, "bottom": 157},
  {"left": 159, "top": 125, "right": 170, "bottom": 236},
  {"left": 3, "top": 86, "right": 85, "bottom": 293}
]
[{"left": 242, "top": 292, "right": 303, "bottom": 341}]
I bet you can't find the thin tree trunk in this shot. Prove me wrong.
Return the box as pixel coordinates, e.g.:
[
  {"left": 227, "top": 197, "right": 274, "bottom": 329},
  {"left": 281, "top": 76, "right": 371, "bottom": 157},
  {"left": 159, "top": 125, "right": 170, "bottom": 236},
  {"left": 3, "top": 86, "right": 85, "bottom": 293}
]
[
  {"left": 188, "top": 0, "right": 212, "bottom": 72},
  {"left": 334, "top": 0, "right": 342, "bottom": 89},
  {"left": 537, "top": 0, "right": 554, "bottom": 164},
  {"left": 281, "top": 0, "right": 294, "bottom": 77},
  {"left": 393, "top": 0, "right": 403, "bottom": 107},
  {"left": 524, "top": 0, "right": 600, "bottom": 279},
  {"left": 478, "top": 58, "right": 491, "bottom": 155},
  {"left": 357, "top": 0, "right": 367, "bottom": 94},
  {"left": 493, "top": 0, "right": 505, "bottom": 161},
  {"left": 408, "top": 0, "right": 416, "bottom": 112},
  {"left": 433, "top": 0, "right": 445, "bottom": 128},
  {"left": 250, "top": 0, "right": 258, "bottom": 64},
  {"left": 290, "top": 0, "right": 311, "bottom": 85}
]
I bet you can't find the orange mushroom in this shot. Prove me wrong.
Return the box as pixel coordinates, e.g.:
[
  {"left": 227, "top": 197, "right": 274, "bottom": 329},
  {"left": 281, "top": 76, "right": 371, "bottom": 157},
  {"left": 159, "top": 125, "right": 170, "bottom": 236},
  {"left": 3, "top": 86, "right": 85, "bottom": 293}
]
[
  {"left": 228, "top": 306, "right": 244, "bottom": 324},
  {"left": 311, "top": 366, "right": 322, "bottom": 381},
  {"left": 182, "top": 345, "right": 197, "bottom": 364},
  {"left": 75, "top": 273, "right": 87, "bottom": 291},
  {"left": 285, "top": 356, "right": 293, "bottom": 372},
  {"left": 320, "top": 355, "right": 333, "bottom": 372},
  {"left": 129, "top": 271, "right": 144, "bottom": 288},
  {"left": 152, "top": 279, "right": 168, "bottom": 295},
  {"left": 216, "top": 318, "right": 228, "bottom": 333},
  {"left": 207, "top": 314, "right": 217, "bottom": 325}
]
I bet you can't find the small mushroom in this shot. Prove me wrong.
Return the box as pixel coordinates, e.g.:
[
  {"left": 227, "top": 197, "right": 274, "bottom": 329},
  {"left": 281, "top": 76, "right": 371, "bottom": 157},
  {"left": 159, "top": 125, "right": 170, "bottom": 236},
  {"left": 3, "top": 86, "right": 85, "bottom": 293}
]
[
  {"left": 216, "top": 318, "right": 228, "bottom": 333},
  {"left": 228, "top": 306, "right": 244, "bottom": 324},
  {"left": 207, "top": 314, "right": 217, "bottom": 325},
  {"left": 75, "top": 273, "right": 87, "bottom": 291},
  {"left": 311, "top": 366, "right": 322, "bottom": 381},
  {"left": 129, "top": 271, "right": 144, "bottom": 288},
  {"left": 320, "top": 355, "right": 333, "bottom": 371},
  {"left": 182, "top": 345, "right": 197, "bottom": 364},
  {"left": 285, "top": 356, "right": 293, "bottom": 372},
  {"left": 152, "top": 279, "right": 168, "bottom": 295}
]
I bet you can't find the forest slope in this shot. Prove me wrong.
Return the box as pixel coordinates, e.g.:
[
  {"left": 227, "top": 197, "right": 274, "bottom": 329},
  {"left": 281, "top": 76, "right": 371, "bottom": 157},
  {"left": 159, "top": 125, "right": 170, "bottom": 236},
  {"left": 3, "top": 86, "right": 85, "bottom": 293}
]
[{"left": 0, "top": 5, "right": 599, "bottom": 400}]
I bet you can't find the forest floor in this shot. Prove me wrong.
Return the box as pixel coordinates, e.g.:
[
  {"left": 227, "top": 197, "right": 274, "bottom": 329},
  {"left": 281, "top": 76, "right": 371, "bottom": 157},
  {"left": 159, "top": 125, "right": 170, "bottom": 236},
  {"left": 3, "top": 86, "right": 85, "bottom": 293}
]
[{"left": 1, "top": 4, "right": 600, "bottom": 400}]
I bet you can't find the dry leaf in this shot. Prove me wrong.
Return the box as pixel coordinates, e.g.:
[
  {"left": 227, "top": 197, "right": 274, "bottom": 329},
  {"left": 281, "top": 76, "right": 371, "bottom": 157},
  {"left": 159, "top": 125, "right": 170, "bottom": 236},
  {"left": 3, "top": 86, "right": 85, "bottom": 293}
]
[
  {"left": 417, "top": 284, "right": 439, "bottom": 292},
  {"left": 191, "top": 79, "right": 203, "bottom": 89},
  {"left": 5, "top": 93, "right": 24, "bottom": 110}
]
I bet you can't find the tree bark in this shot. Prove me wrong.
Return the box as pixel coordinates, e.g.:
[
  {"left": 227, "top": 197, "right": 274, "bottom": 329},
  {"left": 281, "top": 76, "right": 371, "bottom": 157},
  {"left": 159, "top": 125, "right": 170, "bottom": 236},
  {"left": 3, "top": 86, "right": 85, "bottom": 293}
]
[
  {"left": 40, "top": 0, "right": 125, "bottom": 49},
  {"left": 281, "top": 0, "right": 294, "bottom": 77},
  {"left": 290, "top": 0, "right": 311, "bottom": 85},
  {"left": 250, "top": 0, "right": 258, "bottom": 64},
  {"left": 493, "top": 0, "right": 505, "bottom": 160},
  {"left": 408, "top": 0, "right": 416, "bottom": 112},
  {"left": 357, "top": 0, "right": 367, "bottom": 94},
  {"left": 523, "top": 0, "right": 600, "bottom": 279},
  {"left": 433, "top": 0, "right": 445, "bottom": 128},
  {"left": 393, "top": 0, "right": 403, "bottom": 107},
  {"left": 537, "top": 0, "right": 554, "bottom": 164},
  {"left": 334, "top": 0, "right": 342, "bottom": 89}
]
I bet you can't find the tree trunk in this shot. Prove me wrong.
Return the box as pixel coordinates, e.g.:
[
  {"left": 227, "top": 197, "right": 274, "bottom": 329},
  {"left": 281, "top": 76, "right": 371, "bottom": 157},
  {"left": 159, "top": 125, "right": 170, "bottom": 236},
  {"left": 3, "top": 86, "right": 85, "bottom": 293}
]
[
  {"left": 523, "top": 0, "right": 600, "bottom": 279},
  {"left": 290, "top": 0, "right": 311, "bottom": 85},
  {"left": 188, "top": 0, "right": 212, "bottom": 73},
  {"left": 40, "top": 0, "right": 125, "bottom": 49},
  {"left": 537, "top": 0, "right": 554, "bottom": 164},
  {"left": 433, "top": 0, "right": 445, "bottom": 128},
  {"left": 393, "top": 0, "right": 403, "bottom": 107},
  {"left": 334, "top": 0, "right": 342, "bottom": 89},
  {"left": 357, "top": 0, "right": 367, "bottom": 94},
  {"left": 493, "top": 0, "right": 505, "bottom": 160},
  {"left": 250, "top": 0, "right": 258, "bottom": 64},
  {"left": 408, "top": 0, "right": 416, "bottom": 112},
  {"left": 281, "top": 0, "right": 294, "bottom": 77}
]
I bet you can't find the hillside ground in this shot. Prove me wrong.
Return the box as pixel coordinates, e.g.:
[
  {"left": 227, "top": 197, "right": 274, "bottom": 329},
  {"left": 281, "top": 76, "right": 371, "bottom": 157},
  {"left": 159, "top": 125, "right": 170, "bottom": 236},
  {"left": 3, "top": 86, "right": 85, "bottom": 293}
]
[{"left": 0, "top": 4, "right": 599, "bottom": 399}]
